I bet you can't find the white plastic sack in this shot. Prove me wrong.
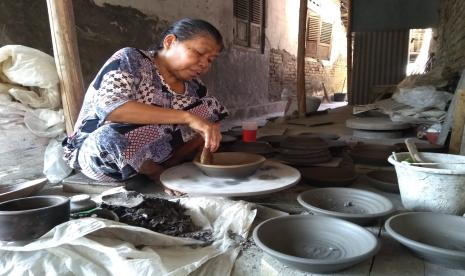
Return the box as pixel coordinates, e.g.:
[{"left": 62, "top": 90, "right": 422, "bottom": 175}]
[
  {"left": 0, "top": 45, "right": 67, "bottom": 184},
  {"left": 0, "top": 193, "right": 259, "bottom": 276},
  {"left": 392, "top": 86, "right": 453, "bottom": 110},
  {"left": 43, "top": 135, "right": 72, "bottom": 184},
  {"left": 24, "top": 108, "right": 65, "bottom": 138},
  {"left": 0, "top": 45, "right": 60, "bottom": 109}
]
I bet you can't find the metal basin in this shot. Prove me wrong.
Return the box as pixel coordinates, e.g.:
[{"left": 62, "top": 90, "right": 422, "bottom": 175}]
[
  {"left": 193, "top": 152, "right": 266, "bottom": 178},
  {"left": 0, "top": 195, "right": 70, "bottom": 241},
  {"left": 253, "top": 215, "right": 380, "bottom": 273},
  {"left": 297, "top": 188, "right": 395, "bottom": 225},
  {"left": 385, "top": 212, "right": 465, "bottom": 269}
]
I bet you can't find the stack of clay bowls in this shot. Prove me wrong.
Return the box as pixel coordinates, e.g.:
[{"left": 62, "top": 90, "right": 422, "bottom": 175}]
[
  {"left": 276, "top": 136, "right": 332, "bottom": 166},
  {"left": 226, "top": 141, "right": 275, "bottom": 157}
]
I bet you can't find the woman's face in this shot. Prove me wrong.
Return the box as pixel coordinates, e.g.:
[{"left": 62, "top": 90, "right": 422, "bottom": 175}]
[{"left": 163, "top": 34, "right": 221, "bottom": 81}]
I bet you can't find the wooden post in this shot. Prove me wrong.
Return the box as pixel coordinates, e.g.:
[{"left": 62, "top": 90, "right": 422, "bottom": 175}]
[
  {"left": 346, "top": 0, "right": 353, "bottom": 104},
  {"left": 449, "top": 89, "right": 465, "bottom": 154},
  {"left": 297, "top": 0, "right": 307, "bottom": 117},
  {"left": 46, "top": 0, "right": 85, "bottom": 135}
]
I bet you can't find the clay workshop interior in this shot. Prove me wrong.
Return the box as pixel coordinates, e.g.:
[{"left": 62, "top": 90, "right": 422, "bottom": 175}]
[{"left": 1, "top": 0, "right": 465, "bottom": 275}]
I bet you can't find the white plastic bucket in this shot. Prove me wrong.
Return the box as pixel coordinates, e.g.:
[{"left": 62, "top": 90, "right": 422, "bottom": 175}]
[{"left": 388, "top": 152, "right": 465, "bottom": 215}]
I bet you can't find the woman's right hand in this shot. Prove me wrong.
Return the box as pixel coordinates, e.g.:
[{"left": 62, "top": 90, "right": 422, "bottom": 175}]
[{"left": 185, "top": 113, "right": 221, "bottom": 152}]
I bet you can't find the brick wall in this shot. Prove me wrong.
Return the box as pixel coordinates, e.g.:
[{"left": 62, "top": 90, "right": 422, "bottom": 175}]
[
  {"left": 432, "top": 0, "right": 465, "bottom": 73},
  {"left": 269, "top": 48, "right": 347, "bottom": 101}
]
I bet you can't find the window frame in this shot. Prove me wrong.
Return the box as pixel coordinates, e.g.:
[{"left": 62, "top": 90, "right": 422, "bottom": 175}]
[
  {"left": 233, "top": 0, "right": 265, "bottom": 52},
  {"left": 305, "top": 9, "right": 333, "bottom": 60}
]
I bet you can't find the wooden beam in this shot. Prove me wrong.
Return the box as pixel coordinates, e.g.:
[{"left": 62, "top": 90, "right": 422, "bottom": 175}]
[
  {"left": 297, "top": 0, "right": 307, "bottom": 117},
  {"left": 449, "top": 89, "right": 465, "bottom": 154},
  {"left": 346, "top": 0, "right": 353, "bottom": 104},
  {"left": 46, "top": 0, "right": 85, "bottom": 135}
]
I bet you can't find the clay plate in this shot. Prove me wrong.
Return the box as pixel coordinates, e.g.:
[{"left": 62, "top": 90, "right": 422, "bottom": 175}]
[
  {"left": 349, "top": 143, "right": 397, "bottom": 166},
  {"left": 385, "top": 212, "right": 465, "bottom": 269},
  {"left": 193, "top": 152, "right": 266, "bottom": 178},
  {"left": 0, "top": 178, "right": 47, "bottom": 203},
  {"left": 297, "top": 188, "right": 395, "bottom": 225},
  {"left": 227, "top": 141, "right": 275, "bottom": 156},
  {"left": 299, "top": 167, "right": 358, "bottom": 187},
  {"left": 258, "top": 135, "right": 287, "bottom": 147},
  {"left": 365, "top": 170, "right": 399, "bottom": 193},
  {"left": 253, "top": 215, "right": 380, "bottom": 273}
]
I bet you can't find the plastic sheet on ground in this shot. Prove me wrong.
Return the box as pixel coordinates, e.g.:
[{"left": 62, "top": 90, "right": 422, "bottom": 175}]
[
  {"left": 0, "top": 193, "right": 258, "bottom": 276},
  {"left": 353, "top": 97, "right": 449, "bottom": 124}
]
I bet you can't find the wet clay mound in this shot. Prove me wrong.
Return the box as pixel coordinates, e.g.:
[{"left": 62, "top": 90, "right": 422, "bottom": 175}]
[{"left": 100, "top": 196, "right": 211, "bottom": 241}]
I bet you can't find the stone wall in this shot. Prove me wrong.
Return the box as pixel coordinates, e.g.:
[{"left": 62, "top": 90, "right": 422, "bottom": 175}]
[
  {"left": 269, "top": 49, "right": 347, "bottom": 101},
  {"left": 0, "top": 0, "right": 168, "bottom": 87},
  {"left": 432, "top": 0, "right": 465, "bottom": 73},
  {"left": 0, "top": 0, "right": 345, "bottom": 121}
]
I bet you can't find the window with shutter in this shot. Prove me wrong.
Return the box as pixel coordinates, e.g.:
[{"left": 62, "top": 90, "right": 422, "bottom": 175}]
[
  {"left": 305, "top": 11, "right": 333, "bottom": 60},
  {"left": 233, "top": 0, "right": 264, "bottom": 51},
  {"left": 318, "top": 22, "right": 332, "bottom": 60},
  {"left": 305, "top": 15, "right": 320, "bottom": 58}
]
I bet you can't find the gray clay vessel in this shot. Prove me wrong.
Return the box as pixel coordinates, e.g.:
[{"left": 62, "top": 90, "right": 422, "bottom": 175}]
[
  {"left": 70, "top": 194, "right": 97, "bottom": 213},
  {"left": 299, "top": 167, "right": 357, "bottom": 187},
  {"left": 365, "top": 170, "right": 399, "bottom": 193},
  {"left": 193, "top": 152, "right": 266, "bottom": 178},
  {"left": 253, "top": 215, "right": 380, "bottom": 273},
  {"left": 297, "top": 188, "right": 395, "bottom": 225},
  {"left": 0, "top": 195, "right": 70, "bottom": 241},
  {"left": 385, "top": 212, "right": 465, "bottom": 269},
  {"left": 0, "top": 178, "right": 47, "bottom": 203}
]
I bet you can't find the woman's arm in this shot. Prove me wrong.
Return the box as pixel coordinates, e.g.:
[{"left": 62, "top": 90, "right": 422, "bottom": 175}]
[{"left": 107, "top": 101, "right": 221, "bottom": 151}]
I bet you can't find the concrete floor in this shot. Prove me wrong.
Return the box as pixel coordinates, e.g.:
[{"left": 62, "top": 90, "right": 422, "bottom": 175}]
[{"left": 37, "top": 105, "right": 464, "bottom": 276}]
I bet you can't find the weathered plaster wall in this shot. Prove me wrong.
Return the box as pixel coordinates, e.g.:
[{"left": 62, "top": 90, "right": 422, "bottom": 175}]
[
  {"left": 432, "top": 0, "right": 465, "bottom": 74},
  {"left": 95, "top": 0, "right": 278, "bottom": 118}
]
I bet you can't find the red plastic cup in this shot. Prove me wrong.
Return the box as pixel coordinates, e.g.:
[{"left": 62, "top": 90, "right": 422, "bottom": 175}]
[{"left": 242, "top": 121, "right": 257, "bottom": 142}]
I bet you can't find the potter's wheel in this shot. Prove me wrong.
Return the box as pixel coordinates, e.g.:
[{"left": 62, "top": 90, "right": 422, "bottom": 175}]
[{"left": 160, "top": 160, "right": 300, "bottom": 197}]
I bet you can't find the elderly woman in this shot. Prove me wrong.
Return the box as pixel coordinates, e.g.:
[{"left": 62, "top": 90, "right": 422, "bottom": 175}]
[{"left": 63, "top": 19, "right": 228, "bottom": 193}]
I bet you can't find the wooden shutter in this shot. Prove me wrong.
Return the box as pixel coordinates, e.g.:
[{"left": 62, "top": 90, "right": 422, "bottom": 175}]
[
  {"left": 305, "top": 15, "right": 320, "bottom": 58},
  {"left": 234, "top": 0, "right": 250, "bottom": 47},
  {"left": 250, "top": 0, "right": 263, "bottom": 49},
  {"left": 318, "top": 22, "right": 332, "bottom": 60}
]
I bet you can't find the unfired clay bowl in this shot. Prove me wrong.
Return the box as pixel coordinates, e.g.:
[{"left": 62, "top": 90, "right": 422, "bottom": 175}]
[
  {"left": 297, "top": 188, "right": 395, "bottom": 225},
  {"left": 253, "top": 215, "right": 380, "bottom": 273},
  {"left": 193, "top": 152, "right": 266, "bottom": 178},
  {"left": 385, "top": 212, "right": 465, "bottom": 269},
  {"left": 365, "top": 170, "right": 399, "bottom": 193}
]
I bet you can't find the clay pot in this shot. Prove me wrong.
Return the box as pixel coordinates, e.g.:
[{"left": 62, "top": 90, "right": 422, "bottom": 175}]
[{"left": 0, "top": 196, "right": 70, "bottom": 241}]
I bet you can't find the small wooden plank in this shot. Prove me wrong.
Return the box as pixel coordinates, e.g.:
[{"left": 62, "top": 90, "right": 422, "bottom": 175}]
[
  {"left": 438, "top": 69, "right": 465, "bottom": 146},
  {"left": 449, "top": 89, "right": 465, "bottom": 153}
]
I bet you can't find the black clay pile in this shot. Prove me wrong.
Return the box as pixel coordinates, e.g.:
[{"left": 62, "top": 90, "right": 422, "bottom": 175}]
[
  {"left": 99, "top": 192, "right": 211, "bottom": 241},
  {"left": 276, "top": 135, "right": 332, "bottom": 166}
]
